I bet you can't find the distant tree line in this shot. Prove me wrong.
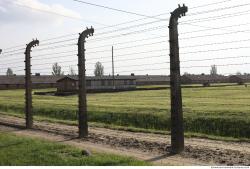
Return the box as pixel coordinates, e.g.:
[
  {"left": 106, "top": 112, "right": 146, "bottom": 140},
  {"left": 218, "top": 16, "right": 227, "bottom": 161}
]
[{"left": 50, "top": 61, "right": 105, "bottom": 76}]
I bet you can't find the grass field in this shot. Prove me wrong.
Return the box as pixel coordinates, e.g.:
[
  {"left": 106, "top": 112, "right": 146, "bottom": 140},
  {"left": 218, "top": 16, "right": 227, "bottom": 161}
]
[
  {"left": 0, "top": 85, "right": 249, "bottom": 139},
  {"left": 0, "top": 132, "right": 148, "bottom": 166}
]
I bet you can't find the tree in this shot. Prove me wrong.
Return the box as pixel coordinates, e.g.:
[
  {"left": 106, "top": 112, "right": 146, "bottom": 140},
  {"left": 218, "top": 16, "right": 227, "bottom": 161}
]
[
  {"left": 94, "top": 62, "right": 104, "bottom": 77},
  {"left": 6, "top": 68, "right": 13, "bottom": 76},
  {"left": 210, "top": 65, "right": 217, "bottom": 76},
  {"left": 52, "top": 63, "right": 64, "bottom": 76},
  {"left": 236, "top": 71, "right": 242, "bottom": 75},
  {"left": 69, "top": 66, "right": 76, "bottom": 75}
]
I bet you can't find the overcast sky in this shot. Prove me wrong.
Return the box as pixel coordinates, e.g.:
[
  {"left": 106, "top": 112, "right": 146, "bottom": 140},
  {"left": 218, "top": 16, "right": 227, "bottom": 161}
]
[{"left": 0, "top": 0, "right": 250, "bottom": 76}]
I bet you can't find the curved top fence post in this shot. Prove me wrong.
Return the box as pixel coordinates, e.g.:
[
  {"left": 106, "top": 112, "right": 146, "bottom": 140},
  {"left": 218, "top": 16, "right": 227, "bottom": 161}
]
[
  {"left": 77, "top": 26, "right": 94, "bottom": 138},
  {"left": 169, "top": 4, "right": 188, "bottom": 154},
  {"left": 24, "top": 39, "right": 39, "bottom": 129}
]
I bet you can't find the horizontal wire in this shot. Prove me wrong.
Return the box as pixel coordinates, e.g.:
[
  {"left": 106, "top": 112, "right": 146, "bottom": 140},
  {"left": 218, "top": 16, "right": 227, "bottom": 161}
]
[
  {"left": 71, "top": 0, "right": 166, "bottom": 20},
  {"left": 87, "top": 48, "right": 168, "bottom": 61},
  {"left": 86, "top": 40, "right": 168, "bottom": 54},
  {"left": 5, "top": 20, "right": 250, "bottom": 55},
  {"left": 0, "top": 0, "right": 241, "bottom": 52},
  {"left": 87, "top": 35, "right": 166, "bottom": 50},
  {"left": 2, "top": 23, "right": 249, "bottom": 58},
  {"left": 32, "top": 53, "right": 77, "bottom": 61},
  {"left": 4, "top": 26, "right": 168, "bottom": 55},
  {"left": 38, "top": 38, "right": 77, "bottom": 47},
  {"left": 187, "top": 2, "right": 250, "bottom": 16},
  {"left": 31, "top": 55, "right": 250, "bottom": 71},
  {"left": 88, "top": 25, "right": 168, "bottom": 43},
  {"left": 116, "top": 62, "right": 250, "bottom": 73},
  {"left": 180, "top": 46, "right": 250, "bottom": 55},
  {"left": 32, "top": 60, "right": 78, "bottom": 67},
  {"left": 0, "top": 51, "right": 24, "bottom": 57},
  {"left": 32, "top": 50, "right": 75, "bottom": 58},
  {"left": 2, "top": 0, "right": 233, "bottom": 52},
  {"left": 181, "top": 22, "right": 250, "bottom": 35},
  {"left": 1, "top": 13, "right": 167, "bottom": 51},
  {"left": 94, "top": 19, "right": 168, "bottom": 37},
  {"left": 180, "top": 29, "right": 250, "bottom": 40},
  {"left": 114, "top": 40, "right": 167, "bottom": 50},
  {"left": 6, "top": 34, "right": 249, "bottom": 61},
  {"left": 0, "top": 60, "right": 24, "bottom": 66},
  {"left": 117, "top": 67, "right": 169, "bottom": 74},
  {"left": 31, "top": 50, "right": 169, "bottom": 66},
  {"left": 33, "top": 43, "right": 76, "bottom": 52},
  {"left": 41, "top": 33, "right": 78, "bottom": 42},
  {"left": 181, "top": 38, "right": 250, "bottom": 48},
  {"left": 87, "top": 54, "right": 168, "bottom": 65},
  {"left": 181, "top": 9, "right": 250, "bottom": 25},
  {"left": 189, "top": 0, "right": 233, "bottom": 9},
  {"left": 31, "top": 41, "right": 168, "bottom": 59},
  {"left": 182, "top": 55, "right": 250, "bottom": 63},
  {"left": 1, "top": 48, "right": 25, "bottom": 55},
  {"left": 182, "top": 62, "right": 250, "bottom": 69},
  {"left": 104, "top": 61, "right": 168, "bottom": 70},
  {"left": 16, "top": 21, "right": 168, "bottom": 51},
  {"left": 3, "top": 54, "right": 250, "bottom": 69},
  {"left": 0, "top": 65, "right": 24, "bottom": 69}
]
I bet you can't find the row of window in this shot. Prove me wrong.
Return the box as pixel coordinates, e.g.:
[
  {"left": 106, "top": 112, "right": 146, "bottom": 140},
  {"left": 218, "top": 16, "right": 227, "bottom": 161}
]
[{"left": 87, "top": 80, "right": 135, "bottom": 86}]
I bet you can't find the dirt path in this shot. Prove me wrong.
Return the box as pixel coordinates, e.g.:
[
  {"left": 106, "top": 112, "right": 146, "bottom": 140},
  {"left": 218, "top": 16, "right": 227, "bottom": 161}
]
[{"left": 0, "top": 114, "right": 249, "bottom": 166}]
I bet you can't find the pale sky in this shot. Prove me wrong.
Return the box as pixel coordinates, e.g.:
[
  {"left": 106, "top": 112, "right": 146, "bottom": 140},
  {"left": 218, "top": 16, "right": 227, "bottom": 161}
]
[{"left": 0, "top": 0, "right": 250, "bottom": 76}]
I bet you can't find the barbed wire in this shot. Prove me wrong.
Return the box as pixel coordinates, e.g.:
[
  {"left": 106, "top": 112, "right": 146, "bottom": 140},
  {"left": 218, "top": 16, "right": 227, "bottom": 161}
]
[{"left": 1, "top": 0, "right": 241, "bottom": 52}]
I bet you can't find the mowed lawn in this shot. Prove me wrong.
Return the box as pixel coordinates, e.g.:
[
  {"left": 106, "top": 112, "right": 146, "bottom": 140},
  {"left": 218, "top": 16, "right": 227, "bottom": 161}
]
[
  {"left": 0, "top": 85, "right": 250, "bottom": 138},
  {"left": 0, "top": 132, "right": 148, "bottom": 166}
]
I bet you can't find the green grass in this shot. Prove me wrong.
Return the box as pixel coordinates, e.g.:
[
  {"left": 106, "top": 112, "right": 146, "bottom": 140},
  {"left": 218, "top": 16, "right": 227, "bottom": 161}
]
[
  {"left": 0, "top": 85, "right": 249, "bottom": 138},
  {"left": 0, "top": 132, "right": 149, "bottom": 166},
  {"left": 1, "top": 111, "right": 249, "bottom": 143}
]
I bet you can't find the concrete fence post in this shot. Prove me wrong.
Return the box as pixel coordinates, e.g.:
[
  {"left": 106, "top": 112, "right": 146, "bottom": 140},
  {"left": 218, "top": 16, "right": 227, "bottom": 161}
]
[
  {"left": 24, "top": 39, "right": 39, "bottom": 129},
  {"left": 77, "top": 27, "right": 94, "bottom": 138},
  {"left": 169, "top": 4, "right": 188, "bottom": 154}
]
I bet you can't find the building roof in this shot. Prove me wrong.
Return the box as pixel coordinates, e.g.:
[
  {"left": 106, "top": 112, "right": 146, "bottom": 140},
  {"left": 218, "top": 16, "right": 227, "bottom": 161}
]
[
  {"left": 229, "top": 75, "right": 250, "bottom": 80},
  {"left": 182, "top": 74, "right": 228, "bottom": 81},
  {"left": 56, "top": 75, "right": 136, "bottom": 82},
  {"left": 0, "top": 75, "right": 137, "bottom": 85},
  {"left": 56, "top": 76, "right": 78, "bottom": 82},
  {"left": 134, "top": 75, "right": 170, "bottom": 82},
  {"left": 0, "top": 75, "right": 63, "bottom": 85}
]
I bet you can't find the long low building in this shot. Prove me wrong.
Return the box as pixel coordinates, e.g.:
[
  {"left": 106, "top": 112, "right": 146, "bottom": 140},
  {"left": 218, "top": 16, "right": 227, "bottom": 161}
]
[
  {"left": 228, "top": 75, "right": 250, "bottom": 84},
  {"left": 181, "top": 74, "right": 229, "bottom": 86},
  {"left": 134, "top": 75, "right": 170, "bottom": 86},
  {"left": 0, "top": 75, "right": 136, "bottom": 91},
  {"left": 0, "top": 75, "right": 62, "bottom": 90},
  {"left": 56, "top": 75, "right": 136, "bottom": 92},
  {"left": 1, "top": 74, "right": 249, "bottom": 90}
]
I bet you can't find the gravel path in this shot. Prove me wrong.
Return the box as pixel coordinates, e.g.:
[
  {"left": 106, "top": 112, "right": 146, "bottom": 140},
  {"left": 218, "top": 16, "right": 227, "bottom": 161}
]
[{"left": 0, "top": 114, "right": 249, "bottom": 166}]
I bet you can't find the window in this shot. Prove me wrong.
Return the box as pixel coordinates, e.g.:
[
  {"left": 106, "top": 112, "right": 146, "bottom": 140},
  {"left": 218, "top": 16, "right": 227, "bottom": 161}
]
[
  {"left": 129, "top": 80, "right": 134, "bottom": 85},
  {"left": 108, "top": 80, "right": 112, "bottom": 86},
  {"left": 101, "top": 80, "right": 105, "bottom": 86},
  {"left": 87, "top": 81, "right": 91, "bottom": 87},
  {"left": 124, "top": 80, "right": 128, "bottom": 85}
]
